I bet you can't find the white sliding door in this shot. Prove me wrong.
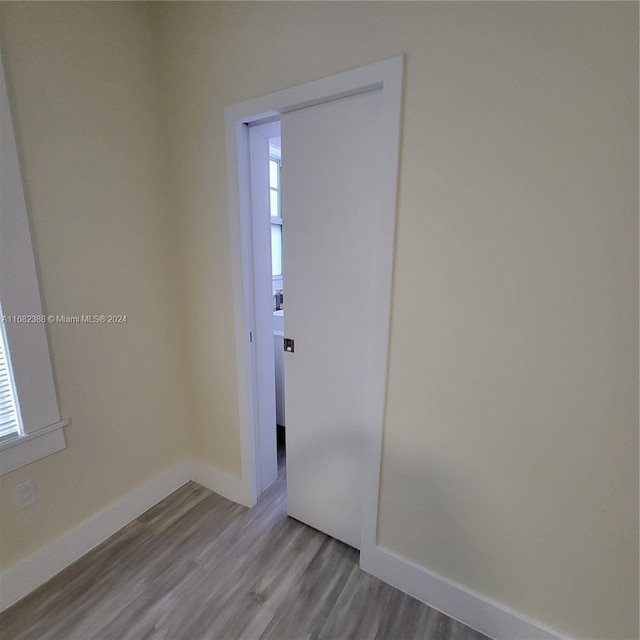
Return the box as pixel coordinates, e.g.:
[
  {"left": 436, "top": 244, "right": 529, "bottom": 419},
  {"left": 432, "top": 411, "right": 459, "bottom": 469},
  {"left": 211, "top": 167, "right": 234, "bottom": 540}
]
[{"left": 282, "top": 88, "right": 394, "bottom": 549}]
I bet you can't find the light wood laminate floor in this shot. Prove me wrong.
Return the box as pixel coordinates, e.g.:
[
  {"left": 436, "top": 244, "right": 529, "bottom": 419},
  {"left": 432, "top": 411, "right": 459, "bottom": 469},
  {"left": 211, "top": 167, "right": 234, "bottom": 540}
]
[{"left": 0, "top": 454, "right": 489, "bottom": 640}]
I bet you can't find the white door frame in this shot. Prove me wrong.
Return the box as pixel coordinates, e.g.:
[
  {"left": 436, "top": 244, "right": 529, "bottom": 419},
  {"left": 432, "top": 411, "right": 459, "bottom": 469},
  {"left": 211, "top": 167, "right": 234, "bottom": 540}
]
[{"left": 224, "top": 56, "right": 403, "bottom": 555}]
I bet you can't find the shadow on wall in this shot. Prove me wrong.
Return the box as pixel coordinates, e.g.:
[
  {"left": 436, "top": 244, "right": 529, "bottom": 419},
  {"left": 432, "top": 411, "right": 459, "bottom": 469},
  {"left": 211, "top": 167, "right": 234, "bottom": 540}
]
[
  {"left": 377, "top": 439, "right": 516, "bottom": 601},
  {"left": 287, "top": 419, "right": 512, "bottom": 593}
]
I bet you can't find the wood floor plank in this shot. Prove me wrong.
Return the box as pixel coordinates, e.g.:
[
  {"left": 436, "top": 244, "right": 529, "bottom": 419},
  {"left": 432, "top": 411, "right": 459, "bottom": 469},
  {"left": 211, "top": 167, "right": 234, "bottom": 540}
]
[
  {"left": 317, "top": 562, "right": 396, "bottom": 640},
  {"left": 0, "top": 456, "right": 489, "bottom": 640},
  {"left": 258, "top": 538, "right": 357, "bottom": 640}
]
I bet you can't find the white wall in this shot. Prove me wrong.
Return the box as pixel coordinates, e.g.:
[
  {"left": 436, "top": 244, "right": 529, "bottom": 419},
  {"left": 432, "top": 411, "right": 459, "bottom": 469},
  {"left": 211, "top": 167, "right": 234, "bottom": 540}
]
[
  {"left": 158, "top": 3, "right": 638, "bottom": 639},
  {"left": 0, "top": 2, "right": 189, "bottom": 569}
]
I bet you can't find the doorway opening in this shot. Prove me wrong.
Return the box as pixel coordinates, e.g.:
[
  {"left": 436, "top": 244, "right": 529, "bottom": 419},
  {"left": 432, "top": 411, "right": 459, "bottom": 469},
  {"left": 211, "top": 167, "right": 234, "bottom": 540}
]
[
  {"left": 245, "top": 119, "right": 285, "bottom": 502},
  {"left": 268, "top": 131, "right": 286, "bottom": 480}
]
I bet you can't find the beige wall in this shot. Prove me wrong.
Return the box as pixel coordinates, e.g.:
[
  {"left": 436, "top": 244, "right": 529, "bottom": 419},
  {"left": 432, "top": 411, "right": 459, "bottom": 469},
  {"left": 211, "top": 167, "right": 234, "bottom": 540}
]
[
  {"left": 159, "top": 3, "right": 638, "bottom": 639},
  {"left": 0, "top": 2, "right": 189, "bottom": 568},
  {"left": 0, "top": 2, "right": 637, "bottom": 639}
]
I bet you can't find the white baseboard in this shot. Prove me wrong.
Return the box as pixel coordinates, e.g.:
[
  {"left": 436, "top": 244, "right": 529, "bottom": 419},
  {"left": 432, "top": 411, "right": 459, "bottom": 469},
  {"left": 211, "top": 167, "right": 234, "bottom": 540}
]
[
  {"left": 191, "top": 460, "right": 247, "bottom": 506},
  {"left": 1, "top": 465, "right": 571, "bottom": 640},
  {"left": 0, "top": 459, "right": 248, "bottom": 613},
  {"left": 0, "top": 461, "right": 193, "bottom": 612},
  {"left": 360, "top": 544, "right": 570, "bottom": 640}
]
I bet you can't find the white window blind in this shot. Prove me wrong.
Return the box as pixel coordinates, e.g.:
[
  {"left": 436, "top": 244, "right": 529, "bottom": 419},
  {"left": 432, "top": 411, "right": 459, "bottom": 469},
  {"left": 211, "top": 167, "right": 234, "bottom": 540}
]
[{"left": 0, "top": 319, "right": 21, "bottom": 441}]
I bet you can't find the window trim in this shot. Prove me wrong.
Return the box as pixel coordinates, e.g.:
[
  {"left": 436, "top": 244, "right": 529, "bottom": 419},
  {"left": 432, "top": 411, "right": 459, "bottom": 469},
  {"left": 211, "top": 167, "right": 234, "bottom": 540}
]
[
  {"left": 0, "top": 50, "right": 67, "bottom": 475},
  {"left": 0, "top": 420, "right": 68, "bottom": 474}
]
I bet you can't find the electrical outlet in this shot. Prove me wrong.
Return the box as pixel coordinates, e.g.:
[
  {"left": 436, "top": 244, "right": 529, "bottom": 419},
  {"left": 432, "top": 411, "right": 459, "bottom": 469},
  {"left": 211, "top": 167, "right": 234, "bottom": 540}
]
[{"left": 13, "top": 479, "right": 37, "bottom": 510}]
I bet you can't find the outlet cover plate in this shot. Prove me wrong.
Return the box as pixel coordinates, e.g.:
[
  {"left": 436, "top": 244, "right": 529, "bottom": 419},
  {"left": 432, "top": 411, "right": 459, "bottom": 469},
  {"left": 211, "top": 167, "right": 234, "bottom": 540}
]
[{"left": 13, "top": 479, "right": 37, "bottom": 509}]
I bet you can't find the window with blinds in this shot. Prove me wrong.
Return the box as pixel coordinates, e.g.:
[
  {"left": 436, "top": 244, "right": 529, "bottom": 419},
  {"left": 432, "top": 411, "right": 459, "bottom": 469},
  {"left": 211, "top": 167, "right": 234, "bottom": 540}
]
[
  {"left": 0, "top": 49, "right": 65, "bottom": 474},
  {"left": 269, "top": 154, "right": 283, "bottom": 277},
  {"left": 0, "top": 321, "right": 21, "bottom": 441}
]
